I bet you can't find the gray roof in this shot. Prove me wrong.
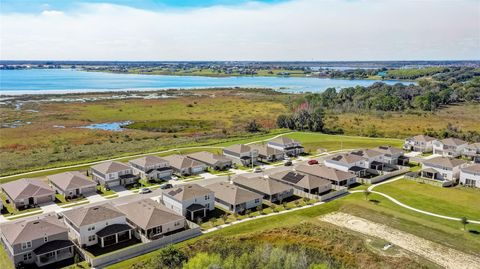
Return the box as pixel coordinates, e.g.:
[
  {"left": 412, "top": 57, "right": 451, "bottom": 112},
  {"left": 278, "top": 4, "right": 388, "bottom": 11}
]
[
  {"left": 118, "top": 199, "right": 184, "bottom": 230},
  {"left": 249, "top": 144, "right": 284, "bottom": 156},
  {"left": 62, "top": 203, "right": 125, "bottom": 227},
  {"left": 163, "top": 155, "right": 205, "bottom": 170},
  {"left": 327, "top": 153, "right": 366, "bottom": 164},
  {"left": 269, "top": 170, "right": 331, "bottom": 190},
  {"left": 350, "top": 149, "right": 383, "bottom": 158},
  {"left": 295, "top": 165, "right": 356, "bottom": 182},
  {"left": 232, "top": 175, "right": 292, "bottom": 195},
  {"left": 91, "top": 161, "right": 130, "bottom": 174},
  {"left": 466, "top": 143, "right": 480, "bottom": 149},
  {"left": 0, "top": 214, "right": 67, "bottom": 245},
  {"left": 422, "top": 157, "right": 467, "bottom": 169},
  {"left": 461, "top": 163, "right": 480, "bottom": 174},
  {"left": 48, "top": 171, "right": 96, "bottom": 191},
  {"left": 205, "top": 182, "right": 262, "bottom": 205},
  {"left": 187, "top": 151, "right": 232, "bottom": 166},
  {"left": 440, "top": 138, "right": 468, "bottom": 146},
  {"left": 164, "top": 184, "right": 213, "bottom": 201},
  {"left": 410, "top": 135, "right": 436, "bottom": 142},
  {"left": 373, "top": 146, "right": 404, "bottom": 155},
  {"left": 1, "top": 178, "right": 54, "bottom": 201},
  {"left": 269, "top": 137, "right": 300, "bottom": 146},
  {"left": 129, "top": 155, "right": 169, "bottom": 168},
  {"left": 223, "top": 144, "right": 253, "bottom": 154}
]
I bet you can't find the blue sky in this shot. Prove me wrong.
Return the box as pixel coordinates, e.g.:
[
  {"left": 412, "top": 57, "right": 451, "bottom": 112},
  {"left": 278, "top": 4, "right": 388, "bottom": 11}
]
[{"left": 1, "top": 0, "right": 479, "bottom": 61}]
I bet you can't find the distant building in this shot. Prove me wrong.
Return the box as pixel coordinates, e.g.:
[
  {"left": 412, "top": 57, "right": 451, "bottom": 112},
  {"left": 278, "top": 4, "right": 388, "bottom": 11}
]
[
  {"left": 223, "top": 144, "right": 258, "bottom": 166},
  {"left": 432, "top": 138, "right": 468, "bottom": 157},
  {"left": 91, "top": 161, "right": 140, "bottom": 187},
  {"left": 267, "top": 137, "right": 304, "bottom": 157},
  {"left": 162, "top": 155, "right": 206, "bottom": 176},
  {"left": 186, "top": 151, "right": 232, "bottom": 170},
  {"left": 128, "top": 155, "right": 173, "bottom": 180},
  {"left": 249, "top": 144, "right": 284, "bottom": 162},
  {"left": 403, "top": 135, "right": 437, "bottom": 153}
]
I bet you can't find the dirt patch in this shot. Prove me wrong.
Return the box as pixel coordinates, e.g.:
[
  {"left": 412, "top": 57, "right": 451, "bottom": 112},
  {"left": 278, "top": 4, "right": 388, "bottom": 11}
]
[{"left": 320, "top": 212, "right": 480, "bottom": 269}]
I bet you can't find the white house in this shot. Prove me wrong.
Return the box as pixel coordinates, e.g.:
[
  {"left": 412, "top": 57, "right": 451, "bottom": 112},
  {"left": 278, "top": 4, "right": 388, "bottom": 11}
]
[
  {"left": 223, "top": 144, "right": 258, "bottom": 166},
  {"left": 160, "top": 184, "right": 214, "bottom": 221},
  {"left": 421, "top": 157, "right": 467, "bottom": 182},
  {"left": 324, "top": 153, "right": 368, "bottom": 177},
  {"left": 432, "top": 138, "right": 468, "bottom": 157},
  {"left": 91, "top": 161, "right": 139, "bottom": 187},
  {"left": 267, "top": 137, "right": 304, "bottom": 157},
  {"left": 62, "top": 203, "right": 133, "bottom": 248},
  {"left": 463, "top": 143, "right": 480, "bottom": 162},
  {"left": 373, "top": 146, "right": 409, "bottom": 166},
  {"left": 350, "top": 149, "right": 385, "bottom": 170},
  {"left": 459, "top": 163, "right": 480, "bottom": 188},
  {"left": 403, "top": 135, "right": 437, "bottom": 153}
]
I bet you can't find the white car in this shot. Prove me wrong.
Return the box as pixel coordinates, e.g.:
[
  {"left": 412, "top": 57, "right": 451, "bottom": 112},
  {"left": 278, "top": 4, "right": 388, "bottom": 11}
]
[
  {"left": 253, "top": 167, "right": 263, "bottom": 173},
  {"left": 138, "top": 188, "right": 151, "bottom": 194}
]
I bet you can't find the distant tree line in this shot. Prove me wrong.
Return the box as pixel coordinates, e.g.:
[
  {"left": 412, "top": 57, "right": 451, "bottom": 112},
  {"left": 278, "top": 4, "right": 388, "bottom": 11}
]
[
  {"left": 425, "top": 123, "right": 480, "bottom": 143},
  {"left": 276, "top": 109, "right": 324, "bottom": 132}
]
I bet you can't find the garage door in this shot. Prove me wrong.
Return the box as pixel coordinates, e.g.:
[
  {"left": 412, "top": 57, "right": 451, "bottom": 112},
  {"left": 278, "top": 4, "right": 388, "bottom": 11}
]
[{"left": 191, "top": 166, "right": 204, "bottom": 174}]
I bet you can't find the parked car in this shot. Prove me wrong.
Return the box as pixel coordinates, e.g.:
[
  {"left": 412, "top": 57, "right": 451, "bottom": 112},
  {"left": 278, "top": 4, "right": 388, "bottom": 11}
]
[
  {"left": 308, "top": 159, "right": 319, "bottom": 165},
  {"left": 284, "top": 160, "right": 293, "bottom": 166},
  {"left": 253, "top": 167, "right": 263, "bottom": 173},
  {"left": 139, "top": 188, "right": 151, "bottom": 194},
  {"left": 160, "top": 183, "right": 173, "bottom": 189}
]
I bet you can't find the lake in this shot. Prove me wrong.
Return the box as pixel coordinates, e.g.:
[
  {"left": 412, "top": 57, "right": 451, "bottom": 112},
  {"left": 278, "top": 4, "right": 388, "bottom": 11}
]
[{"left": 0, "top": 69, "right": 414, "bottom": 95}]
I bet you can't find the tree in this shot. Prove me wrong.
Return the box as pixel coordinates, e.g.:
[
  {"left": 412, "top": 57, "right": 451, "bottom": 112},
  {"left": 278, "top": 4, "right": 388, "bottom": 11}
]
[
  {"left": 460, "top": 217, "right": 469, "bottom": 231},
  {"left": 363, "top": 189, "right": 371, "bottom": 201},
  {"left": 221, "top": 214, "right": 228, "bottom": 224},
  {"left": 256, "top": 205, "right": 263, "bottom": 215},
  {"left": 245, "top": 120, "right": 262, "bottom": 133},
  {"left": 153, "top": 245, "right": 187, "bottom": 268},
  {"left": 276, "top": 114, "right": 289, "bottom": 128}
]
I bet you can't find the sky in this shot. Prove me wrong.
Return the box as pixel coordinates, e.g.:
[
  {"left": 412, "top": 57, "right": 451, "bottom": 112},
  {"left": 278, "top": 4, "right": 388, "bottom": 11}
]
[{"left": 1, "top": 0, "right": 479, "bottom": 61}]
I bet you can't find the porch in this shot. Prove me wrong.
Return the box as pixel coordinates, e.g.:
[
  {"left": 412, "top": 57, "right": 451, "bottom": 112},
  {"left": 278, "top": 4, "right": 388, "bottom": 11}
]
[
  {"left": 96, "top": 224, "right": 133, "bottom": 248},
  {"left": 186, "top": 204, "right": 207, "bottom": 221},
  {"left": 421, "top": 168, "right": 440, "bottom": 181},
  {"left": 33, "top": 240, "right": 74, "bottom": 267}
]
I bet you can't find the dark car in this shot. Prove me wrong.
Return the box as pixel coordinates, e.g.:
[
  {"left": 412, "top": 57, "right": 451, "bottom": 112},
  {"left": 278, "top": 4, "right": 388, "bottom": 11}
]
[
  {"left": 308, "top": 159, "right": 319, "bottom": 165},
  {"left": 160, "top": 183, "right": 173, "bottom": 189},
  {"left": 284, "top": 160, "right": 293, "bottom": 166}
]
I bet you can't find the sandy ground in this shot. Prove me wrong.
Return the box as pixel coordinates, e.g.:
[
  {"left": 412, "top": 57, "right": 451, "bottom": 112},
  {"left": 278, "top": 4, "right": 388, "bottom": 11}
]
[{"left": 320, "top": 212, "right": 480, "bottom": 269}]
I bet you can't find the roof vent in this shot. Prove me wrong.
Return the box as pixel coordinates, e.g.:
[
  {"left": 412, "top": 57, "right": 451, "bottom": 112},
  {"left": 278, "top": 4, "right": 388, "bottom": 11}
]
[{"left": 33, "top": 221, "right": 40, "bottom": 224}]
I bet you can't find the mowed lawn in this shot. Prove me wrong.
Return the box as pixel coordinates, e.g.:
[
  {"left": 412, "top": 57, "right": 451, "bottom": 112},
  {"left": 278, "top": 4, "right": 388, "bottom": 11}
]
[{"left": 375, "top": 179, "right": 480, "bottom": 220}]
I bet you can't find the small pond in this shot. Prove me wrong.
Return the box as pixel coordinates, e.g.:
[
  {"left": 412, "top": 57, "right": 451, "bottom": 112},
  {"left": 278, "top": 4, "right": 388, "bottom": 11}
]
[{"left": 79, "top": 121, "right": 132, "bottom": 131}]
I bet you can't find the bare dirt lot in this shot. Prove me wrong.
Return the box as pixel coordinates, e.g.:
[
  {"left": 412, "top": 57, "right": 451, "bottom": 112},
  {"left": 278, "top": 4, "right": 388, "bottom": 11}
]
[{"left": 320, "top": 212, "right": 480, "bottom": 269}]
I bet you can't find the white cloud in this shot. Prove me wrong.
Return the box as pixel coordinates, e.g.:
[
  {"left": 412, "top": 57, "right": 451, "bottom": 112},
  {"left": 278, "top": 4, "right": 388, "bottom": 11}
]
[{"left": 1, "top": 0, "right": 479, "bottom": 60}]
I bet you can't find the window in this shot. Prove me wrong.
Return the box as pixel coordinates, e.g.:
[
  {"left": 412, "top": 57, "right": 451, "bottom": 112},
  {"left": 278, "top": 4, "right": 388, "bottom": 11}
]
[
  {"left": 255, "top": 199, "right": 260, "bottom": 203},
  {"left": 88, "top": 226, "right": 95, "bottom": 231},
  {"left": 109, "top": 173, "right": 115, "bottom": 179},
  {"left": 21, "top": 241, "right": 32, "bottom": 250},
  {"left": 23, "top": 253, "right": 32, "bottom": 261},
  {"left": 106, "top": 222, "right": 109, "bottom": 225},
  {"left": 204, "top": 195, "right": 209, "bottom": 200},
  {"left": 88, "top": 235, "right": 96, "bottom": 242},
  {"left": 44, "top": 236, "right": 48, "bottom": 242},
  {"left": 174, "top": 221, "right": 180, "bottom": 226}
]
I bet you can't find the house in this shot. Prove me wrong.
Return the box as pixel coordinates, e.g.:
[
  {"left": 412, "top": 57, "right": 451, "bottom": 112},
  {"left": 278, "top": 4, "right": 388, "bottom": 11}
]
[
  {"left": 232, "top": 175, "right": 293, "bottom": 202},
  {"left": 432, "top": 138, "right": 468, "bottom": 157},
  {"left": 269, "top": 170, "right": 331, "bottom": 195},
  {"left": 223, "top": 144, "right": 258, "bottom": 166},
  {"left": 463, "top": 143, "right": 480, "bottom": 162},
  {"left": 324, "top": 153, "right": 368, "bottom": 177},
  {"left": 373, "top": 146, "right": 409, "bottom": 166},
  {"left": 295, "top": 165, "right": 357, "bottom": 187},
  {"left": 267, "top": 137, "right": 304, "bottom": 157},
  {"left": 48, "top": 171, "right": 97, "bottom": 199},
  {"left": 249, "top": 144, "right": 284, "bottom": 162},
  {"left": 421, "top": 157, "right": 467, "bottom": 182},
  {"left": 205, "top": 182, "right": 262, "bottom": 213},
  {"left": 186, "top": 151, "right": 232, "bottom": 170},
  {"left": 459, "top": 163, "right": 480, "bottom": 188},
  {"left": 1, "top": 179, "right": 55, "bottom": 209},
  {"left": 403, "top": 135, "right": 437, "bottom": 153},
  {"left": 91, "top": 161, "right": 139, "bottom": 188},
  {"left": 161, "top": 184, "right": 214, "bottom": 220},
  {"left": 0, "top": 214, "right": 74, "bottom": 268},
  {"left": 162, "top": 155, "right": 206, "bottom": 176},
  {"left": 117, "top": 199, "right": 186, "bottom": 242},
  {"left": 350, "top": 149, "right": 385, "bottom": 170},
  {"left": 62, "top": 203, "right": 133, "bottom": 248},
  {"left": 128, "top": 155, "right": 173, "bottom": 180}
]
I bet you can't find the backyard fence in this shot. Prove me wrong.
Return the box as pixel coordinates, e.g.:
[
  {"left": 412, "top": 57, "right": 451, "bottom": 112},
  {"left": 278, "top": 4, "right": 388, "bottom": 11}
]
[{"left": 358, "top": 167, "right": 410, "bottom": 184}]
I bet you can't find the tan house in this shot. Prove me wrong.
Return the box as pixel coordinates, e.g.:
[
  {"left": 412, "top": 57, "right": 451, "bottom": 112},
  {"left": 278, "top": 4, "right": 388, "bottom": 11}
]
[
  {"left": 269, "top": 170, "right": 331, "bottom": 195},
  {"left": 117, "top": 199, "right": 186, "bottom": 242},
  {"left": 48, "top": 171, "right": 97, "bottom": 199},
  {"left": 91, "top": 161, "right": 140, "bottom": 188},
  {"left": 205, "top": 182, "right": 263, "bottom": 213},
  {"left": 295, "top": 165, "right": 357, "bottom": 187},
  {"left": 1, "top": 179, "right": 55, "bottom": 209},
  {"left": 249, "top": 144, "right": 284, "bottom": 162},
  {"left": 162, "top": 155, "right": 207, "bottom": 176},
  {"left": 186, "top": 151, "right": 232, "bottom": 170},
  {"left": 232, "top": 175, "right": 293, "bottom": 202},
  {"left": 0, "top": 214, "right": 74, "bottom": 268},
  {"left": 129, "top": 155, "right": 173, "bottom": 180}
]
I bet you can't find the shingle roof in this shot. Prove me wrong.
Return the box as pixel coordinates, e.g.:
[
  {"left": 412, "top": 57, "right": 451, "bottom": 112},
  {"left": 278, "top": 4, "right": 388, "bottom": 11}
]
[
  {"left": 269, "top": 137, "right": 300, "bottom": 145},
  {"left": 422, "top": 157, "right": 467, "bottom": 168},
  {"left": 351, "top": 149, "right": 383, "bottom": 158},
  {"left": 295, "top": 165, "right": 356, "bottom": 182},
  {"left": 232, "top": 175, "right": 292, "bottom": 195},
  {"left": 48, "top": 171, "right": 96, "bottom": 191},
  {"left": 91, "top": 161, "right": 130, "bottom": 174},
  {"left": 129, "top": 155, "right": 169, "bottom": 168},
  {"left": 1, "top": 178, "right": 54, "bottom": 201},
  {"left": 269, "top": 171, "right": 331, "bottom": 190},
  {"left": 163, "top": 155, "right": 204, "bottom": 170},
  {"left": 62, "top": 203, "right": 125, "bottom": 227},
  {"left": 411, "top": 135, "right": 436, "bottom": 142},
  {"left": 187, "top": 151, "right": 232, "bottom": 166},
  {"left": 373, "top": 146, "right": 404, "bottom": 155},
  {"left": 440, "top": 138, "right": 468, "bottom": 146},
  {"left": 327, "top": 153, "right": 366, "bottom": 164},
  {"left": 205, "top": 182, "right": 262, "bottom": 205},
  {"left": 461, "top": 163, "right": 480, "bottom": 174},
  {"left": 117, "top": 199, "right": 184, "bottom": 230},
  {"left": 0, "top": 214, "right": 67, "bottom": 245},
  {"left": 466, "top": 143, "right": 480, "bottom": 149},
  {"left": 249, "top": 144, "right": 284, "bottom": 156},
  {"left": 223, "top": 144, "right": 253, "bottom": 154},
  {"left": 164, "top": 184, "right": 212, "bottom": 201}
]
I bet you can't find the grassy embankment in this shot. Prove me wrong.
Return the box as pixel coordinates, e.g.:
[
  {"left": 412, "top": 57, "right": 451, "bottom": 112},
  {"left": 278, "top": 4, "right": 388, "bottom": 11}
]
[{"left": 102, "top": 67, "right": 308, "bottom": 77}]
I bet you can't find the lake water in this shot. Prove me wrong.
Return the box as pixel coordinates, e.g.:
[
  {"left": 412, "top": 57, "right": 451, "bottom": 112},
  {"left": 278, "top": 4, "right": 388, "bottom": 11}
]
[{"left": 0, "top": 69, "right": 414, "bottom": 95}]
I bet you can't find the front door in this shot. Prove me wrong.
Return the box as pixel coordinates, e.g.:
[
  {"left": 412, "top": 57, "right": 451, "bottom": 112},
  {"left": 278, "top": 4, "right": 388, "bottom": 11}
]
[
  {"left": 28, "top": 197, "right": 34, "bottom": 205},
  {"left": 75, "top": 189, "right": 80, "bottom": 195}
]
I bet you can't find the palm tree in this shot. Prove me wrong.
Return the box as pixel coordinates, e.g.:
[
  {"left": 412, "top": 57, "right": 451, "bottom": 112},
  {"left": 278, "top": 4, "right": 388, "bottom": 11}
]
[
  {"left": 363, "top": 189, "right": 371, "bottom": 201},
  {"left": 460, "top": 217, "right": 469, "bottom": 231}
]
